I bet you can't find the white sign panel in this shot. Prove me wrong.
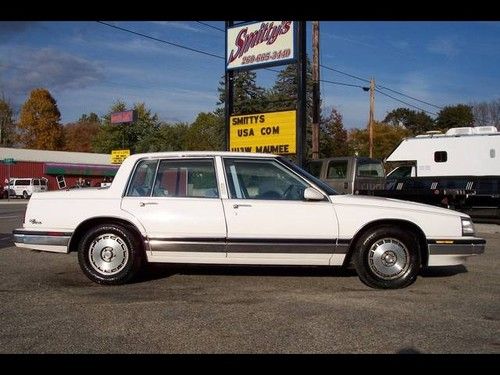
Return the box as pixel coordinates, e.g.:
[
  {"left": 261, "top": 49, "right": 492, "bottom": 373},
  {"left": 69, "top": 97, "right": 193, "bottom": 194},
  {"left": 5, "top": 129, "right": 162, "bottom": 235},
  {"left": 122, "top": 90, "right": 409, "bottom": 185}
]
[{"left": 226, "top": 21, "right": 296, "bottom": 71}]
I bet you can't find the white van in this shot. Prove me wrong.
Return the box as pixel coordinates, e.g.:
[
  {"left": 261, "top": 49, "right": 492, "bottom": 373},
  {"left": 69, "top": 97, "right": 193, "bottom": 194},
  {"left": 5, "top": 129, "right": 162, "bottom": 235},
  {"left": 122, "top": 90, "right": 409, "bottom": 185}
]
[{"left": 4, "top": 178, "right": 48, "bottom": 199}]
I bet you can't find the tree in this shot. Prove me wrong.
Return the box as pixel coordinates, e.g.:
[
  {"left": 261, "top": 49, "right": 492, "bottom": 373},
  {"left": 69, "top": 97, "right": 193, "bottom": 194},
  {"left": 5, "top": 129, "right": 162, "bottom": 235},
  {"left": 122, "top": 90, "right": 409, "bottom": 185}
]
[
  {"left": 139, "top": 122, "right": 189, "bottom": 152},
  {"left": 436, "top": 104, "right": 474, "bottom": 131},
  {"left": 0, "top": 95, "right": 16, "bottom": 146},
  {"left": 92, "top": 101, "right": 161, "bottom": 154},
  {"left": 348, "top": 122, "right": 410, "bottom": 159},
  {"left": 217, "top": 71, "right": 266, "bottom": 115},
  {"left": 471, "top": 98, "right": 500, "bottom": 130},
  {"left": 63, "top": 112, "right": 101, "bottom": 152},
  {"left": 383, "top": 107, "right": 435, "bottom": 135},
  {"left": 186, "top": 112, "right": 225, "bottom": 151},
  {"left": 18, "top": 88, "right": 64, "bottom": 150},
  {"left": 319, "top": 107, "right": 348, "bottom": 157}
]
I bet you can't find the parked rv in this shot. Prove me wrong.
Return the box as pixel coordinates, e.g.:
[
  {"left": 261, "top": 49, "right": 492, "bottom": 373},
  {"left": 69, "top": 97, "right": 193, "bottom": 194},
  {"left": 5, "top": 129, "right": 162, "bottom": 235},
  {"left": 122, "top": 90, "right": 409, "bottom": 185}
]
[{"left": 306, "top": 127, "right": 500, "bottom": 223}]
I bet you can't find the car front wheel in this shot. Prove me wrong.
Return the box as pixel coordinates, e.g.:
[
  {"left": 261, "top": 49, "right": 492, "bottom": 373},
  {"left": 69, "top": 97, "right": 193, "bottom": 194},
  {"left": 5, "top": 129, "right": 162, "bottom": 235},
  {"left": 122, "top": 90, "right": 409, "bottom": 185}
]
[
  {"left": 353, "top": 226, "right": 421, "bottom": 289},
  {"left": 78, "top": 224, "right": 143, "bottom": 285}
]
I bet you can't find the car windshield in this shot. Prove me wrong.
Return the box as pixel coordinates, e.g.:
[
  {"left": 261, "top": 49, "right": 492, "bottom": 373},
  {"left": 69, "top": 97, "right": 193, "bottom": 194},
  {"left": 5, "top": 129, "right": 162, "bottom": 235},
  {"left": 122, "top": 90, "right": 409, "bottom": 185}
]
[{"left": 278, "top": 157, "right": 338, "bottom": 195}]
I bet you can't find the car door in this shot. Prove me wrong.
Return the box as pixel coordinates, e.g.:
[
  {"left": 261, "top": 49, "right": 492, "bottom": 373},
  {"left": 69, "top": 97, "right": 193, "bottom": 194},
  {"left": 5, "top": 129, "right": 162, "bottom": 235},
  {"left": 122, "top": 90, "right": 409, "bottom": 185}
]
[
  {"left": 121, "top": 157, "right": 227, "bottom": 260},
  {"left": 323, "top": 159, "right": 351, "bottom": 194},
  {"left": 221, "top": 157, "right": 339, "bottom": 265}
]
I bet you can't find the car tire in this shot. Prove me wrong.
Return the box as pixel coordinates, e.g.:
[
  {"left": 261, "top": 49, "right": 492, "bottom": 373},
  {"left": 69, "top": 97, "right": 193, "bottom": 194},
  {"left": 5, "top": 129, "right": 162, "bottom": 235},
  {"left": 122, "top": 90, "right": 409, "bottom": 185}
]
[
  {"left": 23, "top": 191, "right": 29, "bottom": 199},
  {"left": 353, "top": 225, "right": 421, "bottom": 289},
  {"left": 78, "top": 223, "right": 143, "bottom": 285}
]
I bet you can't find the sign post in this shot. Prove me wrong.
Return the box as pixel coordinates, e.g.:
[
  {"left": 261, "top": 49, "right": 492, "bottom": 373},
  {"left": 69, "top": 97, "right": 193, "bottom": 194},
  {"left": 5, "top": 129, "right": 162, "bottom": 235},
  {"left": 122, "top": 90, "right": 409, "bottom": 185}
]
[{"left": 2, "top": 158, "right": 15, "bottom": 202}]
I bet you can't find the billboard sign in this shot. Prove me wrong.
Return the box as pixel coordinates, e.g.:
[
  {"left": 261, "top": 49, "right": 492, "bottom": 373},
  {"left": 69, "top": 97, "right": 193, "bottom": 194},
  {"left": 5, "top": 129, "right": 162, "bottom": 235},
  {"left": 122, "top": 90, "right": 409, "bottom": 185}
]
[
  {"left": 111, "top": 110, "right": 137, "bottom": 124},
  {"left": 226, "top": 21, "right": 296, "bottom": 71},
  {"left": 229, "top": 110, "right": 296, "bottom": 154}
]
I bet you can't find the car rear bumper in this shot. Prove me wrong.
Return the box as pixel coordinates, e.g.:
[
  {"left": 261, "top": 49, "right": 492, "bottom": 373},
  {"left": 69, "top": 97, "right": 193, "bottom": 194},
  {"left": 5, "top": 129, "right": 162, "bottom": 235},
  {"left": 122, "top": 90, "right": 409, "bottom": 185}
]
[{"left": 13, "top": 229, "right": 72, "bottom": 253}]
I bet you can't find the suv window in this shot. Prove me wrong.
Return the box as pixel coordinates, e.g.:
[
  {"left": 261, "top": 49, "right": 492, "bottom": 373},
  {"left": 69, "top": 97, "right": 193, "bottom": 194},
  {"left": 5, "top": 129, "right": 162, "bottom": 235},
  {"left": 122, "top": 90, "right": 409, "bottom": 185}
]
[
  {"left": 327, "top": 161, "right": 348, "bottom": 179},
  {"left": 15, "top": 179, "right": 30, "bottom": 186},
  {"left": 357, "top": 160, "right": 385, "bottom": 177},
  {"left": 306, "top": 161, "right": 323, "bottom": 178},
  {"left": 33, "top": 179, "right": 40, "bottom": 186}
]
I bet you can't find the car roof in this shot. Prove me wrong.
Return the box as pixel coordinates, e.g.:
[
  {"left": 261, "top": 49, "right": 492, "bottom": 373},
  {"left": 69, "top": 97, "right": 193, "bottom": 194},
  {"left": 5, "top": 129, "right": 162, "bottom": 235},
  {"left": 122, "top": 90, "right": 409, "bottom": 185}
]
[{"left": 127, "top": 151, "right": 279, "bottom": 160}]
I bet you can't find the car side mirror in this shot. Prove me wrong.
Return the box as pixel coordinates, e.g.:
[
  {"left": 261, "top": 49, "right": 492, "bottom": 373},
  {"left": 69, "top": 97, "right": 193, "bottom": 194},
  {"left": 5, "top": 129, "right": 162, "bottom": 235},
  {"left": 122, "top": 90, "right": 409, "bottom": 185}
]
[{"left": 304, "top": 187, "right": 324, "bottom": 201}]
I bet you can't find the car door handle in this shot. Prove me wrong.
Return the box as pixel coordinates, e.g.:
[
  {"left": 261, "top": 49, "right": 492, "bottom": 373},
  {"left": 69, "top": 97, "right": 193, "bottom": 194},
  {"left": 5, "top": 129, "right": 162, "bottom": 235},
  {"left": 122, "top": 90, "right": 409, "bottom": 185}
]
[
  {"left": 139, "top": 202, "right": 158, "bottom": 207},
  {"left": 233, "top": 204, "right": 252, "bottom": 209}
]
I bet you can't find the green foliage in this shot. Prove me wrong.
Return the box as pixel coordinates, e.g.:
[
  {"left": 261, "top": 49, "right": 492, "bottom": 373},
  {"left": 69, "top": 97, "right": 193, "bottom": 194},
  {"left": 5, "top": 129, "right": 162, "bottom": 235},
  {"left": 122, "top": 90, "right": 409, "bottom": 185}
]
[
  {"left": 0, "top": 96, "right": 15, "bottom": 146},
  {"left": 18, "top": 88, "right": 64, "bottom": 150},
  {"left": 348, "top": 122, "right": 411, "bottom": 159},
  {"left": 186, "top": 112, "right": 225, "bottom": 151},
  {"left": 319, "top": 107, "right": 348, "bottom": 157},
  {"left": 92, "top": 101, "right": 161, "bottom": 154},
  {"left": 436, "top": 104, "right": 474, "bottom": 131},
  {"left": 383, "top": 107, "right": 435, "bottom": 135},
  {"left": 218, "top": 71, "right": 266, "bottom": 115}
]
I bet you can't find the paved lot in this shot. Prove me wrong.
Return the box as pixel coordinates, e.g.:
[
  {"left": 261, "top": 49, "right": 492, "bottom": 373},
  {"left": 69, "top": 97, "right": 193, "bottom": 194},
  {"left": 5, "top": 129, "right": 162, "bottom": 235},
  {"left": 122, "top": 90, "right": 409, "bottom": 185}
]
[{"left": 0, "top": 203, "right": 498, "bottom": 353}]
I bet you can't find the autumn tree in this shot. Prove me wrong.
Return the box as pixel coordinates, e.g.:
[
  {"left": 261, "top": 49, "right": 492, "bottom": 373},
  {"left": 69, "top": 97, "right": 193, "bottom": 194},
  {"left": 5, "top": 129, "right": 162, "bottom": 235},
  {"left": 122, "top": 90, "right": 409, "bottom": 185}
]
[
  {"left": 436, "top": 104, "right": 474, "bottom": 131},
  {"left": 319, "top": 107, "right": 348, "bottom": 157},
  {"left": 63, "top": 112, "right": 101, "bottom": 152},
  {"left": 383, "top": 107, "right": 435, "bottom": 135},
  {"left": 348, "top": 122, "right": 411, "bottom": 159},
  {"left": 0, "top": 95, "right": 16, "bottom": 146},
  {"left": 18, "top": 88, "right": 64, "bottom": 150}
]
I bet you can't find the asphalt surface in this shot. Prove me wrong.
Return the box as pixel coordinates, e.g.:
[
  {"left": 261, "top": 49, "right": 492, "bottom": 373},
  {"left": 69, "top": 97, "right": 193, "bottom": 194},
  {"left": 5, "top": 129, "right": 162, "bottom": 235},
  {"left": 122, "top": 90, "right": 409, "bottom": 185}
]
[{"left": 0, "top": 202, "right": 499, "bottom": 353}]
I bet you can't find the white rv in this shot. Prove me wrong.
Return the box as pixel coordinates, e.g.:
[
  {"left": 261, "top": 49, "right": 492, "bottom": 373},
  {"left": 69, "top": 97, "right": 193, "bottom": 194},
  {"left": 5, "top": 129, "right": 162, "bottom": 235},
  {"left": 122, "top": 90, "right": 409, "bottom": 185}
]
[
  {"left": 386, "top": 126, "right": 499, "bottom": 177},
  {"left": 382, "top": 126, "right": 499, "bottom": 223}
]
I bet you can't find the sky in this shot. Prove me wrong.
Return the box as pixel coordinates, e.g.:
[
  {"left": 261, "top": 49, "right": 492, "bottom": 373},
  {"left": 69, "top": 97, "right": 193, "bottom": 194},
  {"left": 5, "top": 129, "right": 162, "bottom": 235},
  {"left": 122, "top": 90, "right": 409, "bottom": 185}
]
[{"left": 0, "top": 21, "right": 499, "bottom": 129}]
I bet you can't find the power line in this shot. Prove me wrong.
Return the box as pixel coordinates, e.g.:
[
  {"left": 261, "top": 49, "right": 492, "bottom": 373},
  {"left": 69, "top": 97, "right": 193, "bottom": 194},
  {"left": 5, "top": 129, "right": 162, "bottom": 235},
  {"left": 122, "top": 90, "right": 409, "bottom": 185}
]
[
  {"left": 96, "top": 21, "right": 225, "bottom": 61},
  {"left": 375, "top": 89, "right": 437, "bottom": 116},
  {"left": 195, "top": 21, "right": 225, "bottom": 33},
  {"left": 376, "top": 84, "right": 443, "bottom": 109},
  {"left": 320, "top": 64, "right": 370, "bottom": 83},
  {"left": 320, "top": 79, "right": 368, "bottom": 89}
]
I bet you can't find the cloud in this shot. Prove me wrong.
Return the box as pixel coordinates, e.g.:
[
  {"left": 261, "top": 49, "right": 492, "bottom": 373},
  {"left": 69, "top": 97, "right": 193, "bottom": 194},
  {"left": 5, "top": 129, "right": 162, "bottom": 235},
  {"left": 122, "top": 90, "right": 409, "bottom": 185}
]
[
  {"left": 427, "top": 36, "right": 460, "bottom": 58},
  {"left": 0, "top": 47, "right": 104, "bottom": 105}
]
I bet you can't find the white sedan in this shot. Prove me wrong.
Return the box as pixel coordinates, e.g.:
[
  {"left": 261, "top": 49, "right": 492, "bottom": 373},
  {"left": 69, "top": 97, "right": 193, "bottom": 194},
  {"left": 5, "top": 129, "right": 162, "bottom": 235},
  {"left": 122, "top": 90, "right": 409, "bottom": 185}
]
[{"left": 13, "top": 152, "right": 485, "bottom": 289}]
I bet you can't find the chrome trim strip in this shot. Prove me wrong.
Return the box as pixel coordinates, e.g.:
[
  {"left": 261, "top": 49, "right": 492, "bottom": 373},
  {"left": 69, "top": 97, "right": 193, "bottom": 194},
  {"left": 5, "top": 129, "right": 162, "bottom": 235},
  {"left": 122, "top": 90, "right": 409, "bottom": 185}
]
[
  {"left": 149, "top": 240, "right": 225, "bottom": 253},
  {"left": 428, "top": 243, "right": 485, "bottom": 255},
  {"left": 227, "top": 242, "right": 335, "bottom": 254},
  {"left": 13, "top": 234, "right": 70, "bottom": 247}
]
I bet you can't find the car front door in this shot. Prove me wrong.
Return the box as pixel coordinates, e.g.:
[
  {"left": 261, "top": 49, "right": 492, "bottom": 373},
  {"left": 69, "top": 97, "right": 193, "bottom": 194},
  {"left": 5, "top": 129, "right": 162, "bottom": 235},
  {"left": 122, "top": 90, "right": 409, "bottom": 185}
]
[
  {"left": 221, "top": 157, "right": 340, "bottom": 265},
  {"left": 121, "top": 157, "right": 227, "bottom": 261}
]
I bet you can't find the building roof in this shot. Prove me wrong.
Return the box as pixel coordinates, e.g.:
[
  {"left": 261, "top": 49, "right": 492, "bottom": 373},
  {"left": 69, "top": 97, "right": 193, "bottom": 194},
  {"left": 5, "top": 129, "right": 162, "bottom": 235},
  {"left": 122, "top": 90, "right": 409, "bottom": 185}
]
[{"left": 0, "top": 147, "right": 113, "bottom": 165}]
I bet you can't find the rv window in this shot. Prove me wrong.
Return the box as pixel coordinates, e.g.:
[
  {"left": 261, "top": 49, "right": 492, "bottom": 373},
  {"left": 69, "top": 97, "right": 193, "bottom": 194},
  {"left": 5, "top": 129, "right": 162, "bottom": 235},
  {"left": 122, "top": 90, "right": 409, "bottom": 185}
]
[
  {"left": 327, "top": 161, "right": 348, "bottom": 179},
  {"left": 434, "top": 151, "right": 447, "bottom": 163}
]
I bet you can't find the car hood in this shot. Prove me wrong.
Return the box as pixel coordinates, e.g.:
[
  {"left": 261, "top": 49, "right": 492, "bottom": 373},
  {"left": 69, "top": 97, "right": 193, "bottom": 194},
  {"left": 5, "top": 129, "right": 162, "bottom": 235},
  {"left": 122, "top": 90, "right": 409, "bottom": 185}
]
[{"left": 329, "top": 194, "right": 463, "bottom": 218}]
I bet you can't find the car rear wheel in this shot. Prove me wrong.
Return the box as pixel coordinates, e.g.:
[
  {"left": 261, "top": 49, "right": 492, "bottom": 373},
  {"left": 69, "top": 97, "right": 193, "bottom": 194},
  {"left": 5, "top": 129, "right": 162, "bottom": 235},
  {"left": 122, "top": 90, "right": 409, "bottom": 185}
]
[
  {"left": 22, "top": 191, "right": 29, "bottom": 199},
  {"left": 353, "top": 225, "right": 421, "bottom": 289},
  {"left": 78, "top": 224, "right": 143, "bottom": 285}
]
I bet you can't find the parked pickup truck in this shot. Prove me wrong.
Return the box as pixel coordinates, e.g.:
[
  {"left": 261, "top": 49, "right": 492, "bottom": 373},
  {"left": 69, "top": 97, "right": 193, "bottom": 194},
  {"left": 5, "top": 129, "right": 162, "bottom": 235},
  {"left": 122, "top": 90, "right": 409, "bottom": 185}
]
[{"left": 13, "top": 151, "right": 485, "bottom": 289}]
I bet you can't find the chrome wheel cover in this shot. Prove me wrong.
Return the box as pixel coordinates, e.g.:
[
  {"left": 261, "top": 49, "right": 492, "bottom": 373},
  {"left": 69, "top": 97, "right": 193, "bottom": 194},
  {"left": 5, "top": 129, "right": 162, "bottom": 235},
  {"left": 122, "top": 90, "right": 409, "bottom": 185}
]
[
  {"left": 368, "top": 238, "right": 410, "bottom": 280},
  {"left": 88, "top": 233, "right": 129, "bottom": 276}
]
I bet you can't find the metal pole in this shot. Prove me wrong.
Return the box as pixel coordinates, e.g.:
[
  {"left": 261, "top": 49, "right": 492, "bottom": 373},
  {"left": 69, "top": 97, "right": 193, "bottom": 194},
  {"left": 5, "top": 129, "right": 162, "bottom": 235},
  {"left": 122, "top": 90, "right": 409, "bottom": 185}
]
[
  {"left": 296, "top": 21, "right": 307, "bottom": 167},
  {"left": 311, "top": 21, "right": 320, "bottom": 160},
  {"left": 225, "top": 21, "right": 234, "bottom": 151},
  {"left": 7, "top": 163, "right": 10, "bottom": 202},
  {"left": 369, "top": 78, "right": 375, "bottom": 158}
]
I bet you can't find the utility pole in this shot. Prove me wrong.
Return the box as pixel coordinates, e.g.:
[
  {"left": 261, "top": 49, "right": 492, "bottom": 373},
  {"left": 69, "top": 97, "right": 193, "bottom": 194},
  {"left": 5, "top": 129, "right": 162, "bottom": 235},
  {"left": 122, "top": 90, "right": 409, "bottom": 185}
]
[
  {"left": 296, "top": 21, "right": 307, "bottom": 168},
  {"left": 225, "top": 21, "right": 234, "bottom": 151},
  {"left": 369, "top": 77, "right": 375, "bottom": 158},
  {"left": 311, "top": 21, "right": 320, "bottom": 160}
]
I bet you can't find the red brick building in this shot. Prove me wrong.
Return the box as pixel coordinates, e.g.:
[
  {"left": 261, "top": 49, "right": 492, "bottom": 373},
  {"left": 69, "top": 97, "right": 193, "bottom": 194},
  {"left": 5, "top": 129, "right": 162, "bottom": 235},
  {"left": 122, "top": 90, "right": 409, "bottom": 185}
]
[{"left": 0, "top": 147, "right": 119, "bottom": 193}]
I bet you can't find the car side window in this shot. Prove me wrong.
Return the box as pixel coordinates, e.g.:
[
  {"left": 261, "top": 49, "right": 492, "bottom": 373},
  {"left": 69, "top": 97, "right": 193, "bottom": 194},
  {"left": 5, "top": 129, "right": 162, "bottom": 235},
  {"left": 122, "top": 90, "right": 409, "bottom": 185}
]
[
  {"left": 223, "top": 158, "right": 309, "bottom": 201},
  {"left": 126, "top": 159, "right": 159, "bottom": 197},
  {"left": 152, "top": 159, "right": 218, "bottom": 198}
]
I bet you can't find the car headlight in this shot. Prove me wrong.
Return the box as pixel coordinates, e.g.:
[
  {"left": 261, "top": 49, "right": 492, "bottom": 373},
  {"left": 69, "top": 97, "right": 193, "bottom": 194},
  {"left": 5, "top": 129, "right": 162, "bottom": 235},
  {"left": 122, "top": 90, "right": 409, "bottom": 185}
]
[{"left": 461, "top": 217, "right": 475, "bottom": 236}]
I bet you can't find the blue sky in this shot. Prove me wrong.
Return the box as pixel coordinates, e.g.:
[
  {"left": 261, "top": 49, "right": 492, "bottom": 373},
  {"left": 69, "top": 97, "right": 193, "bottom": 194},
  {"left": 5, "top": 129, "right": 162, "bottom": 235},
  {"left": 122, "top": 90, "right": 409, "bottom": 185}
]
[{"left": 0, "top": 21, "right": 499, "bottom": 128}]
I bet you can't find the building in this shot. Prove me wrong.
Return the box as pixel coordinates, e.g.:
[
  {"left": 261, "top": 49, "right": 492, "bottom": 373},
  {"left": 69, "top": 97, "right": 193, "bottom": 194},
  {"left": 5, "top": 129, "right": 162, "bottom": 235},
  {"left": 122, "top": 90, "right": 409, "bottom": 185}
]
[{"left": 0, "top": 147, "right": 119, "bottom": 192}]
